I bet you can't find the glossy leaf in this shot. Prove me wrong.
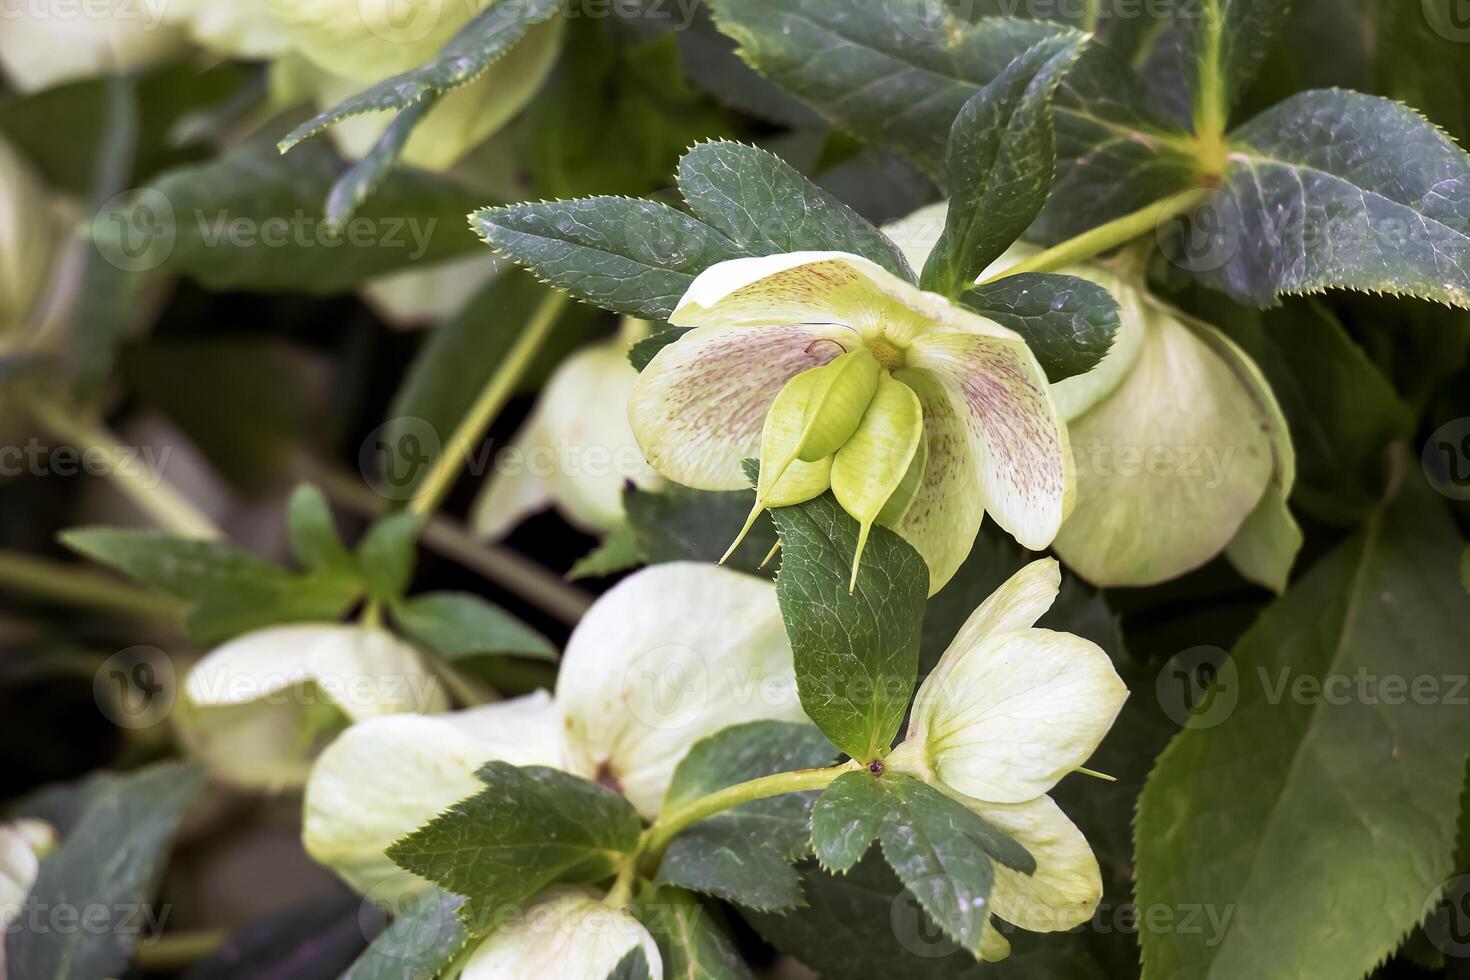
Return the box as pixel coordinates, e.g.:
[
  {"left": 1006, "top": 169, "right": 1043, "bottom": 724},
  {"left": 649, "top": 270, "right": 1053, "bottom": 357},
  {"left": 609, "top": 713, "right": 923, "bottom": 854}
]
[
  {"left": 391, "top": 592, "right": 557, "bottom": 662},
  {"left": 963, "top": 272, "right": 1121, "bottom": 383}
]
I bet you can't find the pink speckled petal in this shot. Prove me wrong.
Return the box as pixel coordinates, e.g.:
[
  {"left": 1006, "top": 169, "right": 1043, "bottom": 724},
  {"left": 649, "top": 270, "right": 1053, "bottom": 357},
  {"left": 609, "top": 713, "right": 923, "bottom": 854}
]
[
  {"left": 907, "top": 330, "right": 1073, "bottom": 551},
  {"left": 629, "top": 322, "right": 858, "bottom": 490}
]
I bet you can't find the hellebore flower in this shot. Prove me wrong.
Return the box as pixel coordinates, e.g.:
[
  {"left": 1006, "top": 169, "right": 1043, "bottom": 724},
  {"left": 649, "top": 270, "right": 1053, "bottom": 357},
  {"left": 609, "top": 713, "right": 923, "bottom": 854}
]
[
  {"left": 177, "top": 624, "right": 448, "bottom": 790},
  {"left": 629, "top": 252, "right": 1073, "bottom": 595},
  {"left": 0, "top": 819, "right": 56, "bottom": 975},
  {"left": 164, "top": 0, "right": 291, "bottom": 59},
  {"left": 0, "top": 1, "right": 187, "bottom": 94},
  {"left": 886, "top": 559, "right": 1128, "bottom": 957},
  {"left": 459, "top": 887, "right": 662, "bottom": 979},
  {"left": 475, "top": 319, "right": 662, "bottom": 539},
  {"left": 300, "top": 563, "right": 807, "bottom": 896},
  {"left": 889, "top": 202, "right": 1298, "bottom": 590}
]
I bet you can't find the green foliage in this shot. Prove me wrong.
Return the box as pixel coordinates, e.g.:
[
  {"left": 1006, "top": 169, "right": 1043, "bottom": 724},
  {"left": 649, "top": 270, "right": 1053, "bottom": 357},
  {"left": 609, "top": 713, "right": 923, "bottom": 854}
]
[
  {"left": 339, "top": 889, "right": 466, "bottom": 980},
  {"left": 568, "top": 524, "right": 645, "bottom": 580},
  {"left": 354, "top": 512, "right": 422, "bottom": 602},
  {"left": 285, "top": 485, "right": 352, "bottom": 575},
  {"left": 4, "top": 763, "right": 206, "bottom": 979},
  {"left": 390, "top": 592, "right": 556, "bottom": 661},
  {"left": 1136, "top": 476, "right": 1470, "bottom": 979},
  {"left": 963, "top": 273, "right": 1121, "bottom": 383},
  {"left": 623, "top": 482, "right": 777, "bottom": 578},
  {"left": 628, "top": 327, "right": 692, "bottom": 372},
  {"left": 606, "top": 946, "right": 654, "bottom": 980},
  {"left": 631, "top": 886, "right": 755, "bottom": 980},
  {"left": 770, "top": 493, "right": 928, "bottom": 762}
]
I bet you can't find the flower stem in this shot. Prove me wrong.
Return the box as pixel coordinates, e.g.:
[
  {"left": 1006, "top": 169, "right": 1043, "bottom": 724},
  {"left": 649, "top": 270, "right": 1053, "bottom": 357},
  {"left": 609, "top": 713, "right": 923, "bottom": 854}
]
[
  {"left": 26, "top": 398, "right": 221, "bottom": 540},
  {"left": 132, "top": 929, "right": 228, "bottom": 970},
  {"left": 406, "top": 290, "right": 569, "bottom": 521},
  {"left": 0, "top": 549, "right": 184, "bottom": 622},
  {"left": 977, "top": 188, "right": 1217, "bottom": 283}
]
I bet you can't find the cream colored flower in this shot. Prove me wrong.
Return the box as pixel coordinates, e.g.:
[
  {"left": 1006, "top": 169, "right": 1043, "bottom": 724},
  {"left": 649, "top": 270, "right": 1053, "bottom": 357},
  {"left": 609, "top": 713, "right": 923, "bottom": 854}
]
[
  {"left": 0, "top": 819, "right": 56, "bottom": 976},
  {"left": 629, "top": 252, "right": 1073, "bottom": 595},
  {"left": 0, "top": 135, "right": 61, "bottom": 337},
  {"left": 460, "top": 887, "right": 662, "bottom": 980},
  {"left": 177, "top": 624, "right": 448, "bottom": 789},
  {"left": 164, "top": 0, "right": 291, "bottom": 58},
  {"left": 886, "top": 559, "right": 1127, "bottom": 955},
  {"left": 0, "top": 1, "right": 187, "bottom": 93},
  {"left": 474, "top": 319, "right": 662, "bottom": 539}
]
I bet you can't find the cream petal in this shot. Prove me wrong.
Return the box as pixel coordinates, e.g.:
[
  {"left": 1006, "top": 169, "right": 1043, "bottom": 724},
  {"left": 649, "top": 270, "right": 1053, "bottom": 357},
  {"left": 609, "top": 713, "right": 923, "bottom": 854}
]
[
  {"left": 966, "top": 795, "right": 1103, "bottom": 933},
  {"left": 475, "top": 337, "right": 659, "bottom": 538},
  {"left": 629, "top": 322, "right": 854, "bottom": 490},
  {"left": 461, "top": 888, "right": 662, "bottom": 980},
  {"left": 880, "top": 202, "right": 948, "bottom": 274},
  {"left": 164, "top": 0, "right": 290, "bottom": 58},
  {"left": 907, "top": 330, "right": 1073, "bottom": 552},
  {"left": 556, "top": 563, "right": 807, "bottom": 819},
  {"left": 360, "top": 254, "right": 498, "bottom": 329},
  {"left": 302, "top": 693, "right": 563, "bottom": 901},
  {"left": 0, "top": 2, "right": 187, "bottom": 94},
  {"left": 889, "top": 368, "right": 986, "bottom": 596},
  {"left": 912, "top": 628, "right": 1127, "bottom": 804},
  {"left": 980, "top": 918, "right": 1012, "bottom": 962},
  {"left": 1052, "top": 301, "right": 1275, "bottom": 587},
  {"left": 267, "top": 0, "right": 472, "bottom": 80},
  {"left": 0, "top": 819, "right": 54, "bottom": 931}
]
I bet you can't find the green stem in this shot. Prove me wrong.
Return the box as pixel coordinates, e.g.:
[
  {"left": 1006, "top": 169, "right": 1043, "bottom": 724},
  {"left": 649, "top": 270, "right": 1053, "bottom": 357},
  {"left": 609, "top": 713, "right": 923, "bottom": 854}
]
[
  {"left": 977, "top": 188, "right": 1217, "bottom": 283},
  {"left": 132, "top": 928, "right": 228, "bottom": 970},
  {"left": 1193, "top": 0, "right": 1227, "bottom": 142},
  {"left": 407, "top": 291, "right": 569, "bottom": 521},
  {"left": 0, "top": 549, "right": 184, "bottom": 622},
  {"left": 26, "top": 398, "right": 221, "bottom": 540}
]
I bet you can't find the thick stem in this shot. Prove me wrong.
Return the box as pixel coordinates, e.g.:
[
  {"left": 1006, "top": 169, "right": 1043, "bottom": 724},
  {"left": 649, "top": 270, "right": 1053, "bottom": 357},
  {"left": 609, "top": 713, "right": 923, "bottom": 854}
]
[
  {"left": 977, "top": 188, "right": 1217, "bottom": 283},
  {"left": 0, "top": 549, "right": 184, "bottom": 622},
  {"left": 407, "top": 291, "right": 569, "bottom": 521},
  {"left": 26, "top": 399, "right": 221, "bottom": 540}
]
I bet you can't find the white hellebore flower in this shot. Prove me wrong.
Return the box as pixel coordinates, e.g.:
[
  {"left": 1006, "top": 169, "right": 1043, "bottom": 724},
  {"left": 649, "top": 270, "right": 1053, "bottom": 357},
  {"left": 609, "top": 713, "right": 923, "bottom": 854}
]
[
  {"left": 301, "top": 563, "right": 807, "bottom": 897},
  {"left": 460, "top": 887, "right": 662, "bottom": 980},
  {"left": 890, "top": 202, "right": 1299, "bottom": 590},
  {"left": 629, "top": 252, "right": 1073, "bottom": 595},
  {"left": 177, "top": 624, "right": 448, "bottom": 789},
  {"left": 0, "top": 819, "right": 56, "bottom": 976},
  {"left": 474, "top": 319, "right": 662, "bottom": 539},
  {"left": 0, "top": 0, "right": 187, "bottom": 93},
  {"left": 886, "top": 559, "right": 1128, "bottom": 958},
  {"left": 164, "top": 0, "right": 292, "bottom": 59},
  {"left": 266, "top": 0, "right": 563, "bottom": 171}
]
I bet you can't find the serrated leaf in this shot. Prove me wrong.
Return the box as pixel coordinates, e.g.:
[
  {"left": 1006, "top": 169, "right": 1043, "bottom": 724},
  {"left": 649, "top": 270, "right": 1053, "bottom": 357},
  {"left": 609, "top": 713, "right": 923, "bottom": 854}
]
[
  {"left": 568, "top": 524, "right": 644, "bottom": 580},
  {"left": 339, "top": 888, "right": 467, "bottom": 980},
  {"left": 623, "top": 482, "right": 777, "bottom": 578},
  {"left": 391, "top": 591, "right": 556, "bottom": 661},
  {"left": 322, "top": 93, "right": 440, "bottom": 230},
  {"left": 770, "top": 493, "right": 928, "bottom": 761},
  {"left": 388, "top": 762, "right": 642, "bottom": 909},
  {"left": 1135, "top": 475, "right": 1470, "bottom": 979},
  {"left": 4, "top": 762, "right": 206, "bottom": 979},
  {"left": 628, "top": 326, "right": 692, "bottom": 372},
  {"left": 809, "top": 770, "right": 888, "bottom": 874},
  {"left": 1189, "top": 90, "right": 1470, "bottom": 308},
  {"left": 631, "top": 886, "right": 755, "bottom": 980},
  {"left": 920, "top": 33, "right": 1087, "bottom": 295},
  {"left": 355, "top": 512, "right": 422, "bottom": 602},
  {"left": 962, "top": 273, "right": 1120, "bottom": 383},
  {"left": 473, "top": 197, "right": 745, "bottom": 320},
  {"left": 94, "top": 141, "right": 484, "bottom": 294},
  {"left": 286, "top": 484, "right": 352, "bottom": 574},
  {"left": 656, "top": 722, "right": 837, "bottom": 912},
  {"left": 677, "top": 140, "right": 915, "bottom": 281}
]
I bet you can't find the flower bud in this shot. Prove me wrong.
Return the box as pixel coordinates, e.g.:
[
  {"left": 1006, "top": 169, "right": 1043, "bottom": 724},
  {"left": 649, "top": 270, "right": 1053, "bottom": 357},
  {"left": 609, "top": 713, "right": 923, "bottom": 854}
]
[
  {"left": 177, "top": 624, "right": 448, "bottom": 789},
  {"left": 460, "top": 888, "right": 662, "bottom": 979}
]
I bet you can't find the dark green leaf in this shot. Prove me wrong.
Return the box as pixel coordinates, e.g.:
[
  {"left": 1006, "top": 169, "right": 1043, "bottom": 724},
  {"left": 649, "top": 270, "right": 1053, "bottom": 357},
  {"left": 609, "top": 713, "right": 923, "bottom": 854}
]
[
  {"left": 677, "top": 140, "right": 915, "bottom": 280},
  {"left": 286, "top": 484, "right": 352, "bottom": 574},
  {"left": 472, "top": 197, "right": 745, "bottom": 320},
  {"left": 322, "top": 94, "right": 440, "bottom": 229},
  {"left": 5, "top": 762, "right": 206, "bottom": 979},
  {"left": 355, "top": 512, "right": 421, "bottom": 602},
  {"left": 99, "top": 141, "right": 483, "bottom": 294},
  {"left": 920, "top": 33, "right": 1086, "bottom": 295},
  {"left": 568, "top": 524, "right": 645, "bottom": 580},
  {"left": 1383, "top": 0, "right": 1470, "bottom": 145},
  {"left": 389, "top": 763, "right": 642, "bottom": 909},
  {"left": 624, "top": 483, "right": 777, "bottom": 578},
  {"left": 631, "top": 886, "right": 755, "bottom": 980},
  {"left": 810, "top": 770, "right": 888, "bottom": 874},
  {"left": 628, "top": 326, "right": 692, "bottom": 372},
  {"left": 962, "top": 273, "right": 1120, "bottom": 383},
  {"left": 1190, "top": 90, "right": 1470, "bottom": 308},
  {"left": 770, "top": 493, "right": 928, "bottom": 761},
  {"left": 391, "top": 591, "right": 556, "bottom": 661},
  {"left": 656, "top": 722, "right": 837, "bottom": 912},
  {"left": 1136, "top": 475, "right": 1470, "bottom": 978},
  {"left": 340, "top": 889, "right": 467, "bottom": 980},
  {"left": 606, "top": 946, "right": 653, "bottom": 980}
]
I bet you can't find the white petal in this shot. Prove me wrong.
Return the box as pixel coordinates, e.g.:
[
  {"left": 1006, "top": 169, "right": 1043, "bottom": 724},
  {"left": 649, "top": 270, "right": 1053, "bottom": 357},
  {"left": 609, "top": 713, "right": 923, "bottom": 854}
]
[
  {"left": 461, "top": 888, "right": 662, "bottom": 980},
  {"left": 475, "top": 337, "right": 659, "bottom": 539},
  {"left": 907, "top": 330, "right": 1074, "bottom": 551},
  {"left": 967, "top": 795, "right": 1103, "bottom": 933},
  {"left": 302, "top": 694, "right": 563, "bottom": 900},
  {"left": 912, "top": 628, "right": 1127, "bottom": 803},
  {"left": 164, "top": 0, "right": 290, "bottom": 58},
  {"left": 556, "top": 563, "right": 807, "bottom": 818},
  {"left": 0, "top": 819, "right": 54, "bottom": 930},
  {"left": 0, "top": 3, "right": 187, "bottom": 93},
  {"left": 1052, "top": 301, "right": 1275, "bottom": 587},
  {"left": 628, "top": 322, "right": 853, "bottom": 490}
]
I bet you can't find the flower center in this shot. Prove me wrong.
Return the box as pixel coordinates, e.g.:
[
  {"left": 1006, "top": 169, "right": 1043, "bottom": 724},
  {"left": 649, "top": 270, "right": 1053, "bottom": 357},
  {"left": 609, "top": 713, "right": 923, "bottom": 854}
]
[{"left": 865, "top": 336, "right": 905, "bottom": 372}]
